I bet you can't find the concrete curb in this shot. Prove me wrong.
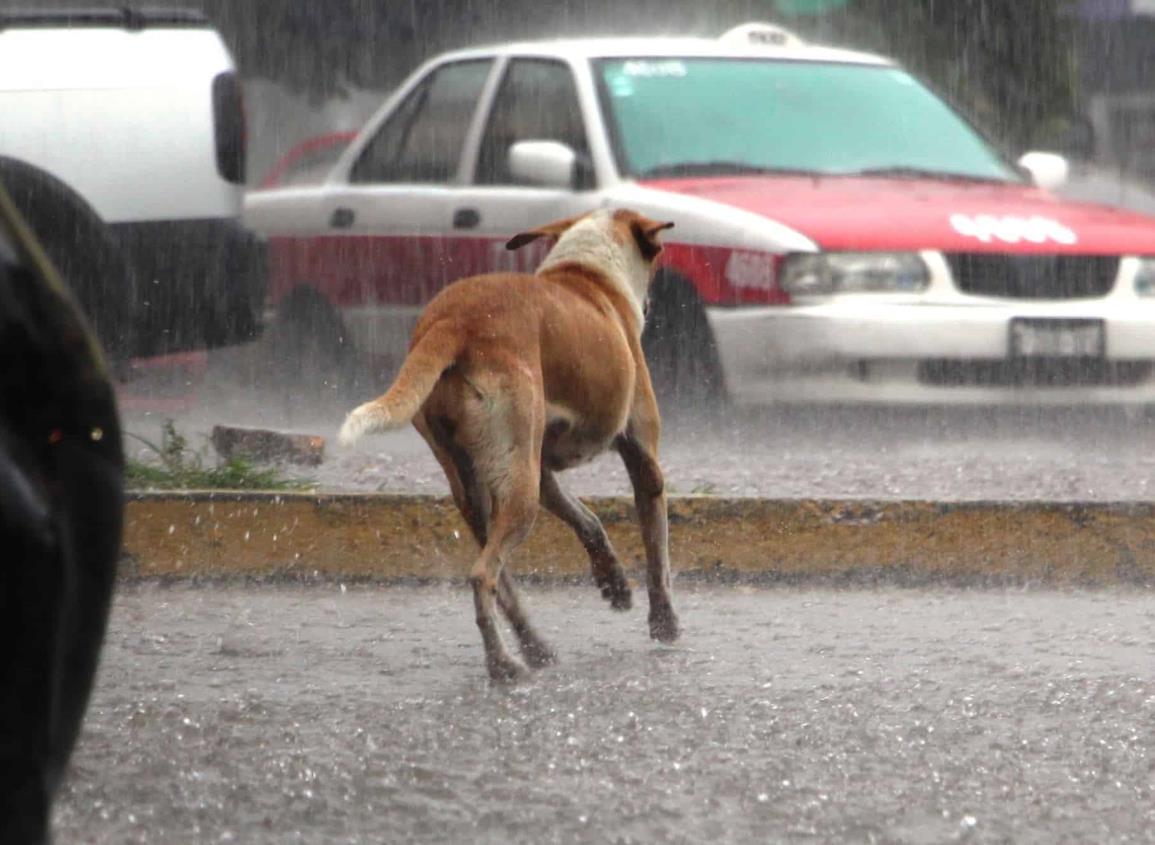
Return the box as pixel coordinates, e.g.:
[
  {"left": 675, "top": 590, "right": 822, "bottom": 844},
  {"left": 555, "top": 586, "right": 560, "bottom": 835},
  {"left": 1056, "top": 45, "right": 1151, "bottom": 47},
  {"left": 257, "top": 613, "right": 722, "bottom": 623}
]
[{"left": 123, "top": 492, "right": 1155, "bottom": 585}]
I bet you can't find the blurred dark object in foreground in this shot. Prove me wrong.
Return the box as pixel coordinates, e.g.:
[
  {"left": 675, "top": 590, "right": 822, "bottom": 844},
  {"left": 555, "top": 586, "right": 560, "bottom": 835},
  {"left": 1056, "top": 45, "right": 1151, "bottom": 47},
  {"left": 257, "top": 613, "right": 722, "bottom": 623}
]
[{"left": 0, "top": 183, "right": 123, "bottom": 844}]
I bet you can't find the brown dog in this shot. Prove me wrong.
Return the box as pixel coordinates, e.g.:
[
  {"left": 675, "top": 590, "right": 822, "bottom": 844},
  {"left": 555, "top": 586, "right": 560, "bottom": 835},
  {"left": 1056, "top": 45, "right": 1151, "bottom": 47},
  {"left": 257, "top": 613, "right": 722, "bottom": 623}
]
[{"left": 338, "top": 208, "right": 680, "bottom": 681}]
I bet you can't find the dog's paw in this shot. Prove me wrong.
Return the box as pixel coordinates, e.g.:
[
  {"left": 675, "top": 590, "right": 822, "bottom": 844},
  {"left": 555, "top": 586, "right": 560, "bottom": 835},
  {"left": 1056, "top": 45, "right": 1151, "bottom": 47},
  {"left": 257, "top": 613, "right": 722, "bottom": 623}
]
[
  {"left": 601, "top": 580, "right": 633, "bottom": 611},
  {"left": 486, "top": 653, "right": 530, "bottom": 684},
  {"left": 648, "top": 608, "right": 681, "bottom": 644},
  {"left": 522, "top": 640, "right": 559, "bottom": 670}
]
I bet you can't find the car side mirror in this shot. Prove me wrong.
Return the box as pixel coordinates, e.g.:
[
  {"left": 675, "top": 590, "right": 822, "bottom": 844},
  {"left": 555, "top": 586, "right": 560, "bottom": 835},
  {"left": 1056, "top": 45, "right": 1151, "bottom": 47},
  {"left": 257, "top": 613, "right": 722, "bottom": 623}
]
[
  {"left": 1017, "top": 151, "right": 1070, "bottom": 191},
  {"left": 508, "top": 140, "right": 577, "bottom": 189}
]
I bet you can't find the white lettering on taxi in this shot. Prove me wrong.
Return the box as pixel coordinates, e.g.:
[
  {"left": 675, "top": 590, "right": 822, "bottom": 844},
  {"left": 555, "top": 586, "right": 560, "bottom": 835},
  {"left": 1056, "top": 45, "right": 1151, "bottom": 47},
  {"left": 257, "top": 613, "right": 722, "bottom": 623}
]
[{"left": 949, "top": 214, "right": 1077, "bottom": 246}]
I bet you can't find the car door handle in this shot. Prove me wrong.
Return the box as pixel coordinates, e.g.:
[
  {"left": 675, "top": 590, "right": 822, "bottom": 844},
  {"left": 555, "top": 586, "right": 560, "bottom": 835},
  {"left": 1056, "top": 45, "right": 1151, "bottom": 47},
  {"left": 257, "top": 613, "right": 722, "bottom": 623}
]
[
  {"left": 453, "top": 208, "right": 481, "bottom": 229},
  {"left": 330, "top": 207, "right": 356, "bottom": 229}
]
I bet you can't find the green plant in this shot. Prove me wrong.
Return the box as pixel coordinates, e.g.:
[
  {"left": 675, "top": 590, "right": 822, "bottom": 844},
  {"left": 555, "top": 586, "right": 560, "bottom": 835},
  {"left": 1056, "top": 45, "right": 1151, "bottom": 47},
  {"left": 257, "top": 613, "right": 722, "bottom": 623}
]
[{"left": 125, "top": 419, "right": 313, "bottom": 490}]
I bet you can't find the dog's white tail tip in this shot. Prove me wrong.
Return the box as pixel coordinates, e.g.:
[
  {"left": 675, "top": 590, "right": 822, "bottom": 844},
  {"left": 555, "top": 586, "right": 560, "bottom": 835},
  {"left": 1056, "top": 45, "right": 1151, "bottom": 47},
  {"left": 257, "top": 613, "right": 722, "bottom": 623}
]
[{"left": 337, "top": 403, "right": 387, "bottom": 447}]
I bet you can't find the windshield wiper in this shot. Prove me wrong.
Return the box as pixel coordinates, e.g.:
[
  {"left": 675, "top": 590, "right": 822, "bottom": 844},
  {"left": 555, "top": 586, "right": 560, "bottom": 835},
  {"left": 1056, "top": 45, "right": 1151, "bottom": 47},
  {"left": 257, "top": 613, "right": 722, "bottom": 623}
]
[
  {"left": 637, "top": 161, "right": 822, "bottom": 179},
  {"left": 636, "top": 161, "right": 1015, "bottom": 183},
  {"left": 845, "top": 165, "right": 1013, "bottom": 184}
]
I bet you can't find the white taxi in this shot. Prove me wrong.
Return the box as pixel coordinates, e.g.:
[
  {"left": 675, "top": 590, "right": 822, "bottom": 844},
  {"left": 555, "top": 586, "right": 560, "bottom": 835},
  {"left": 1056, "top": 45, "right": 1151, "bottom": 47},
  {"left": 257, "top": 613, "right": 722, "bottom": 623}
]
[{"left": 245, "top": 23, "right": 1155, "bottom": 408}]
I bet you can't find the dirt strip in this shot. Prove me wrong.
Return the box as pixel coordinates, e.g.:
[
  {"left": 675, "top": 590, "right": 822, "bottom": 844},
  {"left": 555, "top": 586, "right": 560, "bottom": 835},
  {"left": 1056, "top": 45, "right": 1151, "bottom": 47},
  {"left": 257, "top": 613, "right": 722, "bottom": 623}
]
[{"left": 121, "top": 492, "right": 1155, "bottom": 585}]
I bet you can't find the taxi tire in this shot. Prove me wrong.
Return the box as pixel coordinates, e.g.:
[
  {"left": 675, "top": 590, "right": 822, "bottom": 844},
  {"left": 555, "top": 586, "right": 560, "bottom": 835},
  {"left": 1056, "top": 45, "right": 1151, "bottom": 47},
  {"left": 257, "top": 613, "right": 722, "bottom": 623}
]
[{"left": 642, "top": 269, "right": 728, "bottom": 416}]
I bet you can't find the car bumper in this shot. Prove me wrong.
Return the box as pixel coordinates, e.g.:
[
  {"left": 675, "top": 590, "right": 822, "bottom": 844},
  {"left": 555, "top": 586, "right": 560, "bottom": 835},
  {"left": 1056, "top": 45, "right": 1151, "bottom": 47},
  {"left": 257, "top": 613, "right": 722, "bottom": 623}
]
[{"left": 708, "top": 298, "right": 1155, "bottom": 405}]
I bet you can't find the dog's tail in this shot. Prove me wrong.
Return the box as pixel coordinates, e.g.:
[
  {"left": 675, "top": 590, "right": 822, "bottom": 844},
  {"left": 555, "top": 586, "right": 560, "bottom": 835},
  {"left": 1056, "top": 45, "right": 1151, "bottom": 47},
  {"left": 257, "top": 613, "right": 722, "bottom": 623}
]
[{"left": 338, "top": 323, "right": 463, "bottom": 446}]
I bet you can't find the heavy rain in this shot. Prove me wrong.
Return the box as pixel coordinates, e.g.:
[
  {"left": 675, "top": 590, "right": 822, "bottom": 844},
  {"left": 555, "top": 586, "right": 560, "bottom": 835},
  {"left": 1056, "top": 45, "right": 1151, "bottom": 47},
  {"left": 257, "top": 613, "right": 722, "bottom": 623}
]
[{"left": 2, "top": 1, "right": 1154, "bottom": 842}]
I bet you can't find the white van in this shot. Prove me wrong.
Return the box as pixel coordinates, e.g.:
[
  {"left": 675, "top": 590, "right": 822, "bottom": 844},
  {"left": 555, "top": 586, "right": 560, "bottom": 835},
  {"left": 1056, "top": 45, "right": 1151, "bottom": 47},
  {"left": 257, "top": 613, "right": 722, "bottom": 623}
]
[{"left": 0, "top": 7, "right": 260, "bottom": 361}]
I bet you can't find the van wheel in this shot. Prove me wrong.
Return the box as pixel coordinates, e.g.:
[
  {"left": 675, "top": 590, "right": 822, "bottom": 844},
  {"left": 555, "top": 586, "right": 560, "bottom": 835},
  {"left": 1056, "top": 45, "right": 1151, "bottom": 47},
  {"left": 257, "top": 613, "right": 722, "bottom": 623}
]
[
  {"left": 203, "top": 231, "right": 264, "bottom": 348},
  {"left": 0, "top": 157, "right": 136, "bottom": 368},
  {"left": 642, "top": 269, "right": 728, "bottom": 416}
]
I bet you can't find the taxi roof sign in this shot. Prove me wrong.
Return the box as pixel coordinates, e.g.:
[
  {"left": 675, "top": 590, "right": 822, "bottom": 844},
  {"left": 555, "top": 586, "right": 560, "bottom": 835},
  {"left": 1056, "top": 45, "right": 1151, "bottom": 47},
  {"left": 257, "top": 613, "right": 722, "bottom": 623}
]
[{"left": 719, "top": 22, "right": 805, "bottom": 48}]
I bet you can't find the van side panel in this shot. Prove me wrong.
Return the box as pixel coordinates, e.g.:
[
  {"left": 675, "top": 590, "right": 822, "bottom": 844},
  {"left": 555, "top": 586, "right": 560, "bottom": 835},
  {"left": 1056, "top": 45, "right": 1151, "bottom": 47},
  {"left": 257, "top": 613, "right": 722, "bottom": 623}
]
[{"left": 0, "top": 28, "right": 241, "bottom": 223}]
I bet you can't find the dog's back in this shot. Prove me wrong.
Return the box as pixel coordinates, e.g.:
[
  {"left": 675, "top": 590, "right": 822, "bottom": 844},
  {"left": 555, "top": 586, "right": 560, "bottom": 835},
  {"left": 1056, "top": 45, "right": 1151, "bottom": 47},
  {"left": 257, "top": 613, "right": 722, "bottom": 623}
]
[{"left": 340, "top": 266, "right": 641, "bottom": 448}]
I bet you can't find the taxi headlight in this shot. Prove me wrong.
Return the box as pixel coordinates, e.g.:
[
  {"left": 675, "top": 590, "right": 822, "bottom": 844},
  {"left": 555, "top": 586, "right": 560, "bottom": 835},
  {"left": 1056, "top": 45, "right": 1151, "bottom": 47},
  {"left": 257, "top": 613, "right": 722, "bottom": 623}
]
[
  {"left": 1135, "top": 258, "right": 1155, "bottom": 296},
  {"left": 781, "top": 252, "right": 930, "bottom": 295}
]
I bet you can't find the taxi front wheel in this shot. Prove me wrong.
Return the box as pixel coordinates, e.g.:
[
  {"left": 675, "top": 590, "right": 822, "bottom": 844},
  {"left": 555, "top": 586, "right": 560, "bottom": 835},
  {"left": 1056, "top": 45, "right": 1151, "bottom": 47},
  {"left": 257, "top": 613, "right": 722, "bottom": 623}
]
[{"left": 641, "top": 269, "right": 728, "bottom": 417}]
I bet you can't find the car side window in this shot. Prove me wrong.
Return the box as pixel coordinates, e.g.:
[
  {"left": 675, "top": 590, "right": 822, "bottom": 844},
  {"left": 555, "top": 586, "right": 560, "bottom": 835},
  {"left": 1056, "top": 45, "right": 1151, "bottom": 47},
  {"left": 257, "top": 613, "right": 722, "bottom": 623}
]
[
  {"left": 350, "top": 59, "right": 492, "bottom": 184},
  {"left": 475, "top": 59, "right": 591, "bottom": 187}
]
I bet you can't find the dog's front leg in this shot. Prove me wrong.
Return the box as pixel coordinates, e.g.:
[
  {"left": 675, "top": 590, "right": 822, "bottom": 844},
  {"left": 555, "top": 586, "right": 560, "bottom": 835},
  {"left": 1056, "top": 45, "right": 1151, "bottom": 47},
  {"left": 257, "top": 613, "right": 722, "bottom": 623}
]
[
  {"left": 616, "top": 425, "right": 680, "bottom": 643},
  {"left": 540, "top": 469, "right": 632, "bottom": 610}
]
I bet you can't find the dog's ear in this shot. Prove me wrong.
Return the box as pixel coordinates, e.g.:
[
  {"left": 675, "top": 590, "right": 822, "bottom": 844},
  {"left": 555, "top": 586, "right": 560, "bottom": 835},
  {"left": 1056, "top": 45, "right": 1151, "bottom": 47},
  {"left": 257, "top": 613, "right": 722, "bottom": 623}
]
[
  {"left": 506, "top": 214, "right": 584, "bottom": 251},
  {"left": 630, "top": 216, "right": 675, "bottom": 262}
]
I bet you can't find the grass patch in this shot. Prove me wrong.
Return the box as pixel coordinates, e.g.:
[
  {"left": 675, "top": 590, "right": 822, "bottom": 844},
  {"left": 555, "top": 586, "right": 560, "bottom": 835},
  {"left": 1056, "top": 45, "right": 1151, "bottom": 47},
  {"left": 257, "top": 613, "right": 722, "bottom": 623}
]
[{"left": 126, "top": 420, "right": 312, "bottom": 491}]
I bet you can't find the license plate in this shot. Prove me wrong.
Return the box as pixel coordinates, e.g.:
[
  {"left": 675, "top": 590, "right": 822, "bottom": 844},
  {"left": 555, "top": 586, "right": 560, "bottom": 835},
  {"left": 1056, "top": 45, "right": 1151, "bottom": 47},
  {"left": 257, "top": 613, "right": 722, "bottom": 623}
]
[{"left": 1010, "top": 318, "right": 1105, "bottom": 358}]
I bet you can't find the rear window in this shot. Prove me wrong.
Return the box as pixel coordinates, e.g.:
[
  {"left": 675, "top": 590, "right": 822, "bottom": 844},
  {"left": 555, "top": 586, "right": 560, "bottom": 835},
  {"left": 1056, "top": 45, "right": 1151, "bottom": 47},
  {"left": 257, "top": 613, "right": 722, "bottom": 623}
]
[{"left": 350, "top": 60, "right": 493, "bottom": 184}]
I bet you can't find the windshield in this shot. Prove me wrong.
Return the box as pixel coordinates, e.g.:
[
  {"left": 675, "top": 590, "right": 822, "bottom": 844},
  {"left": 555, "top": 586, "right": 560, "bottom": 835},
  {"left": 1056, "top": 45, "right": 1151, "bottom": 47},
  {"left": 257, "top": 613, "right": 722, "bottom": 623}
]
[{"left": 596, "top": 58, "right": 1019, "bottom": 183}]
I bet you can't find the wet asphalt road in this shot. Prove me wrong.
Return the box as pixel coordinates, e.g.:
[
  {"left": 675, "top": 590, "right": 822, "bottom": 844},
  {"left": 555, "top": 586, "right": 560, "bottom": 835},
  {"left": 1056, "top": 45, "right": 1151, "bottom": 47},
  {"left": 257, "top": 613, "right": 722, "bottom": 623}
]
[{"left": 56, "top": 584, "right": 1154, "bottom": 844}]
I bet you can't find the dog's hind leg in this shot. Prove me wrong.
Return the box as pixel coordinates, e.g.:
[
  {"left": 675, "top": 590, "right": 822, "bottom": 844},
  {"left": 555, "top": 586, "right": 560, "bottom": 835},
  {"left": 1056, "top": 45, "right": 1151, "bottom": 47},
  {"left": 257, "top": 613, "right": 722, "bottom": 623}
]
[
  {"left": 417, "top": 412, "right": 521, "bottom": 681},
  {"left": 540, "top": 469, "right": 632, "bottom": 610},
  {"left": 468, "top": 527, "right": 525, "bottom": 682},
  {"left": 419, "top": 413, "right": 554, "bottom": 669},
  {"left": 464, "top": 376, "right": 547, "bottom": 682},
  {"left": 417, "top": 413, "right": 490, "bottom": 545},
  {"left": 469, "top": 467, "right": 541, "bottom": 682},
  {"left": 496, "top": 570, "right": 557, "bottom": 668}
]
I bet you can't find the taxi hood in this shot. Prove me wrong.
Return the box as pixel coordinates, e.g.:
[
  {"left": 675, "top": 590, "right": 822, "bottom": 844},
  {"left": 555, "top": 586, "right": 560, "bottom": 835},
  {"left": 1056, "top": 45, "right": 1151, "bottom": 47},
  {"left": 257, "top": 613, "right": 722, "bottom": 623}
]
[{"left": 640, "top": 175, "right": 1155, "bottom": 254}]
